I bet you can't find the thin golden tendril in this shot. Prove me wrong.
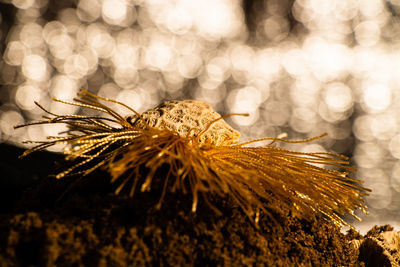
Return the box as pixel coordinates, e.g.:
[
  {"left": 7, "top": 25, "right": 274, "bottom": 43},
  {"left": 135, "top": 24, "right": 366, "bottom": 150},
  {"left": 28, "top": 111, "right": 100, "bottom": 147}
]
[{"left": 15, "top": 90, "right": 370, "bottom": 229}]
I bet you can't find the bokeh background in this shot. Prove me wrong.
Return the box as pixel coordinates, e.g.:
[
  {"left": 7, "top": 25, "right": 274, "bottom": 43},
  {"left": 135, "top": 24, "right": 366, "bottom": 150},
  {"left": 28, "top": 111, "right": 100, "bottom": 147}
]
[{"left": 0, "top": 0, "right": 399, "bottom": 233}]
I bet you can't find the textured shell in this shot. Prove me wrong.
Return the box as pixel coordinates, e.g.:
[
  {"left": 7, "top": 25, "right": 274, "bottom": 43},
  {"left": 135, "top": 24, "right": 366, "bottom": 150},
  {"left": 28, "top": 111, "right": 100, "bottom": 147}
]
[{"left": 127, "top": 100, "right": 240, "bottom": 146}]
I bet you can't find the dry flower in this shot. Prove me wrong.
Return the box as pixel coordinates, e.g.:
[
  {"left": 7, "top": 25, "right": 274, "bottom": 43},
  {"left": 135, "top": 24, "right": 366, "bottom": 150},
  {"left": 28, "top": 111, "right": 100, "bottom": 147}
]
[{"left": 15, "top": 90, "right": 370, "bottom": 228}]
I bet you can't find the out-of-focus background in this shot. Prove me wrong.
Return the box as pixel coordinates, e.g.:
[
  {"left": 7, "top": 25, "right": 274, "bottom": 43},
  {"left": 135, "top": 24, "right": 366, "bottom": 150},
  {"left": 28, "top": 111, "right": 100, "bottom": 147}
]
[{"left": 0, "top": 0, "right": 399, "bottom": 232}]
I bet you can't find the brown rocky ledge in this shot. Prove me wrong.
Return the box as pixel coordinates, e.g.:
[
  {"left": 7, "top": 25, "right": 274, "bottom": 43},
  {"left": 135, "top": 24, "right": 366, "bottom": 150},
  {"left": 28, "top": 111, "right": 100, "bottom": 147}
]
[{"left": 0, "top": 142, "right": 397, "bottom": 266}]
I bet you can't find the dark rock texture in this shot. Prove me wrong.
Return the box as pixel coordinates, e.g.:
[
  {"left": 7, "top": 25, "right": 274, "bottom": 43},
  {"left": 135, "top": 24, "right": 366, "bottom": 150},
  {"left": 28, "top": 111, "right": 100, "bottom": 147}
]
[{"left": 0, "top": 142, "right": 394, "bottom": 266}]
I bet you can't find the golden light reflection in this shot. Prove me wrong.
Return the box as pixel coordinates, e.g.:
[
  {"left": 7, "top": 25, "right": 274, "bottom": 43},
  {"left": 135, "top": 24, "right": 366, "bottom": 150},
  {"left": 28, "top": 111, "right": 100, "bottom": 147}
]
[{"left": 1, "top": 0, "right": 400, "bottom": 230}]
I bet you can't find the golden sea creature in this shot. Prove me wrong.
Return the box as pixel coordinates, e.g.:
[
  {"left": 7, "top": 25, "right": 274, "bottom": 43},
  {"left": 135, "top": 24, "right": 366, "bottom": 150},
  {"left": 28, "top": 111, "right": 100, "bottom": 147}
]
[{"left": 15, "top": 90, "right": 369, "bottom": 227}]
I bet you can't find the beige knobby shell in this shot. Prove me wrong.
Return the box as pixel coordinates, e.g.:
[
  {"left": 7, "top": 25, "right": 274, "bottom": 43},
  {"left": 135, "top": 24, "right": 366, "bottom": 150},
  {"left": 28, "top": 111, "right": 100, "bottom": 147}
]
[{"left": 127, "top": 100, "right": 240, "bottom": 146}]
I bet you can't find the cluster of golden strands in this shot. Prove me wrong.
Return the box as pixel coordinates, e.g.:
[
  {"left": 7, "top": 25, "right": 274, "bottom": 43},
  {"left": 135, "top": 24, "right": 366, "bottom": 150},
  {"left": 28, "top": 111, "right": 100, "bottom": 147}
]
[{"left": 15, "top": 90, "right": 370, "bottom": 228}]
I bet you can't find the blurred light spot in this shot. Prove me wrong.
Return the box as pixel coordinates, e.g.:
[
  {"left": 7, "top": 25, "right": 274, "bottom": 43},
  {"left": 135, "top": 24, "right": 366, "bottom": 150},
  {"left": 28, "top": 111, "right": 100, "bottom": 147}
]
[
  {"left": 193, "top": 0, "right": 244, "bottom": 41},
  {"left": 323, "top": 82, "right": 353, "bottom": 112},
  {"left": 389, "top": 134, "right": 400, "bottom": 159},
  {"left": 206, "top": 57, "right": 231, "bottom": 83},
  {"left": 370, "top": 113, "right": 397, "bottom": 140},
  {"left": 290, "top": 77, "right": 320, "bottom": 107},
  {"left": 282, "top": 48, "right": 308, "bottom": 77},
  {"left": 115, "top": 28, "right": 139, "bottom": 45},
  {"left": 304, "top": 37, "right": 353, "bottom": 81},
  {"left": 334, "top": 0, "right": 359, "bottom": 21},
  {"left": 15, "top": 84, "right": 41, "bottom": 110},
  {"left": 43, "top": 21, "right": 74, "bottom": 60},
  {"left": 318, "top": 102, "right": 349, "bottom": 123},
  {"left": 327, "top": 120, "right": 351, "bottom": 140},
  {"left": 78, "top": 46, "right": 98, "bottom": 75},
  {"left": 228, "top": 86, "right": 263, "bottom": 113},
  {"left": 49, "top": 33, "right": 75, "bottom": 60},
  {"left": 22, "top": 55, "right": 47, "bottom": 81},
  {"left": 77, "top": 0, "right": 101, "bottom": 22},
  {"left": 20, "top": 22, "right": 43, "bottom": 48},
  {"left": 359, "top": 0, "right": 384, "bottom": 17},
  {"left": 352, "top": 47, "right": 377, "bottom": 78},
  {"left": 4, "top": 41, "right": 27, "bottom": 66},
  {"left": 354, "top": 142, "right": 384, "bottom": 168},
  {"left": 368, "top": 179, "right": 392, "bottom": 210},
  {"left": 196, "top": 85, "right": 227, "bottom": 105},
  {"left": 363, "top": 83, "right": 391, "bottom": 113},
  {"left": 362, "top": 169, "right": 392, "bottom": 210},
  {"left": 254, "top": 48, "right": 281, "bottom": 80},
  {"left": 391, "top": 162, "right": 400, "bottom": 193},
  {"left": 12, "top": 0, "right": 34, "bottom": 9},
  {"left": 15, "top": 6, "right": 41, "bottom": 22},
  {"left": 229, "top": 44, "right": 254, "bottom": 83},
  {"left": 98, "top": 83, "right": 120, "bottom": 103},
  {"left": 102, "top": 0, "right": 127, "bottom": 21},
  {"left": 50, "top": 75, "right": 77, "bottom": 100},
  {"left": 43, "top": 21, "right": 67, "bottom": 44},
  {"left": 355, "top": 21, "right": 381, "bottom": 47},
  {"left": 59, "top": 8, "right": 81, "bottom": 33},
  {"left": 250, "top": 78, "right": 270, "bottom": 100},
  {"left": 198, "top": 74, "right": 222, "bottom": 90},
  {"left": 112, "top": 44, "right": 140, "bottom": 70},
  {"left": 102, "top": 0, "right": 136, "bottom": 26},
  {"left": 353, "top": 115, "right": 375, "bottom": 141},
  {"left": 290, "top": 107, "right": 317, "bottom": 133},
  {"left": 262, "top": 100, "right": 291, "bottom": 126},
  {"left": 86, "top": 25, "right": 115, "bottom": 59},
  {"left": 145, "top": 37, "right": 173, "bottom": 70},
  {"left": 308, "top": 0, "right": 335, "bottom": 15},
  {"left": 265, "top": 0, "right": 290, "bottom": 16},
  {"left": 116, "top": 89, "right": 145, "bottom": 116},
  {"left": 177, "top": 54, "right": 202, "bottom": 78},
  {"left": 113, "top": 67, "right": 139, "bottom": 88},
  {"left": 227, "top": 86, "right": 262, "bottom": 126},
  {"left": 263, "top": 16, "right": 289, "bottom": 41},
  {"left": 63, "top": 54, "right": 89, "bottom": 78},
  {"left": 26, "top": 126, "right": 44, "bottom": 143},
  {"left": 292, "top": 0, "right": 316, "bottom": 24},
  {"left": 167, "top": 6, "right": 192, "bottom": 35},
  {"left": 163, "top": 71, "right": 184, "bottom": 89},
  {"left": 0, "top": 110, "right": 24, "bottom": 136}
]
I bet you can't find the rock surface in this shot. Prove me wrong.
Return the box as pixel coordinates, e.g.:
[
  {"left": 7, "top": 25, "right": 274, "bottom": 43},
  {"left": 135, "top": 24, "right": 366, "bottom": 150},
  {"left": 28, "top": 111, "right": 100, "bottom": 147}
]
[
  {"left": 354, "top": 225, "right": 400, "bottom": 267},
  {"left": 0, "top": 142, "right": 397, "bottom": 266}
]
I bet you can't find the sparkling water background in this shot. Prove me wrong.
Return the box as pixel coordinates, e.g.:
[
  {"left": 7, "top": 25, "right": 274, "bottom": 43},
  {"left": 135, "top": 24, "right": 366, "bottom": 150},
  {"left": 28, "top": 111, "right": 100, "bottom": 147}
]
[{"left": 1, "top": 0, "right": 399, "bottom": 233}]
